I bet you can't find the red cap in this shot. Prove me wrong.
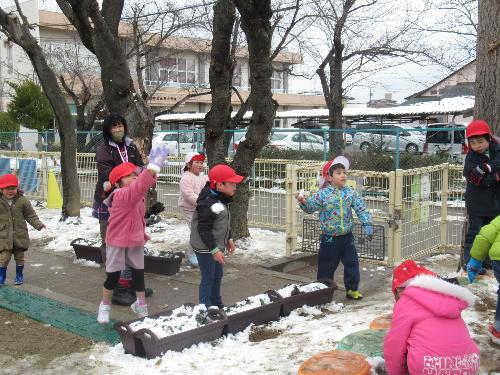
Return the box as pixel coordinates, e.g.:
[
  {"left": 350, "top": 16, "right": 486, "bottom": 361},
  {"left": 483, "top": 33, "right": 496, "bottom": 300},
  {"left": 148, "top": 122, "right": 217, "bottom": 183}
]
[
  {"left": 392, "top": 259, "right": 436, "bottom": 296},
  {"left": 466, "top": 119, "right": 491, "bottom": 139},
  {"left": 0, "top": 174, "right": 19, "bottom": 188},
  {"left": 109, "top": 162, "right": 138, "bottom": 186},
  {"left": 208, "top": 164, "right": 244, "bottom": 188}
]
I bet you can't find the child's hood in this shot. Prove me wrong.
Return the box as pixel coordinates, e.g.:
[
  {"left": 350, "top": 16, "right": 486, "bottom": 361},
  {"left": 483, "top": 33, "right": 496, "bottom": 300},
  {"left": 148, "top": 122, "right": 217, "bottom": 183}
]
[{"left": 402, "top": 275, "right": 475, "bottom": 318}]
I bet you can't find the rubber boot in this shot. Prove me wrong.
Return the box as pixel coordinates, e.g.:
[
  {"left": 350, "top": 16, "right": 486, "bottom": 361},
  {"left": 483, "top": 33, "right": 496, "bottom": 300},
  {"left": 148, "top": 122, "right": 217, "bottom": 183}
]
[
  {"left": 111, "top": 285, "right": 136, "bottom": 306},
  {"left": 0, "top": 266, "right": 6, "bottom": 285},
  {"left": 14, "top": 264, "right": 24, "bottom": 285}
]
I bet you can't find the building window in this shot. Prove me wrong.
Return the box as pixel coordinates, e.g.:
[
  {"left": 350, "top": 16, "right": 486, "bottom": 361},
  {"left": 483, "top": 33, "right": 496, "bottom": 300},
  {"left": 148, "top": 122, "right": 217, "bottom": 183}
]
[
  {"left": 271, "top": 70, "right": 282, "bottom": 93},
  {"left": 159, "top": 57, "right": 196, "bottom": 85}
]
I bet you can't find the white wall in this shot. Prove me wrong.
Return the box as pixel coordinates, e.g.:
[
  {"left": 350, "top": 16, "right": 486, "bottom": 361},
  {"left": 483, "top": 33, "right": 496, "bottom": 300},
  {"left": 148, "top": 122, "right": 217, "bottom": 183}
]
[{"left": 0, "top": 0, "right": 40, "bottom": 111}]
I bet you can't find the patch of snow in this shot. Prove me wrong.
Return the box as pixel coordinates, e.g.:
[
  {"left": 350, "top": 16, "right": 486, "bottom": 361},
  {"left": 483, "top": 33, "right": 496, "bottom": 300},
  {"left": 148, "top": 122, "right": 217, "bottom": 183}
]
[{"left": 73, "top": 259, "right": 101, "bottom": 268}]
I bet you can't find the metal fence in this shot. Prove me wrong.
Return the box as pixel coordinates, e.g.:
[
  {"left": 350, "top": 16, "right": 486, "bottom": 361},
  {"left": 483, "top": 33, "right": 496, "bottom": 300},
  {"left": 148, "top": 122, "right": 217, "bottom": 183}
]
[
  {"left": 2, "top": 125, "right": 466, "bottom": 171},
  {"left": 0, "top": 148, "right": 466, "bottom": 265}
]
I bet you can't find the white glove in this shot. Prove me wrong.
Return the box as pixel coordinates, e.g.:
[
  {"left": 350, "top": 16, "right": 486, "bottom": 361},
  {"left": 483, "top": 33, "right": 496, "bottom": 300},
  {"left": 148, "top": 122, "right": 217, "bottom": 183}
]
[{"left": 147, "top": 144, "right": 169, "bottom": 173}]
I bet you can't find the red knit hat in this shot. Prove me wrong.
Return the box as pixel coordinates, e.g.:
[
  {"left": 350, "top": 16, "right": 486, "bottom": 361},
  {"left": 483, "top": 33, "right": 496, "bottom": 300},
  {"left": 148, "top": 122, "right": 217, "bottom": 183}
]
[
  {"left": 392, "top": 260, "right": 436, "bottom": 296},
  {"left": 109, "top": 162, "right": 138, "bottom": 186},
  {"left": 0, "top": 174, "right": 19, "bottom": 188},
  {"left": 208, "top": 164, "right": 244, "bottom": 189},
  {"left": 466, "top": 119, "right": 491, "bottom": 139}
]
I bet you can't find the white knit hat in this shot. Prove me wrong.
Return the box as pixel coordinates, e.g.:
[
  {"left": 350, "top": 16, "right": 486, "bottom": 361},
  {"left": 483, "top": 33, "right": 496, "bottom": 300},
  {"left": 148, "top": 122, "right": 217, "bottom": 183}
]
[{"left": 184, "top": 152, "right": 205, "bottom": 168}]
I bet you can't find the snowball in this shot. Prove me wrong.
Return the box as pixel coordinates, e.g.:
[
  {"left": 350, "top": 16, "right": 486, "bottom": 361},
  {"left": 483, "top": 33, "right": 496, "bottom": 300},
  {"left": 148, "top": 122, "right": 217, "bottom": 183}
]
[{"left": 211, "top": 202, "right": 225, "bottom": 214}]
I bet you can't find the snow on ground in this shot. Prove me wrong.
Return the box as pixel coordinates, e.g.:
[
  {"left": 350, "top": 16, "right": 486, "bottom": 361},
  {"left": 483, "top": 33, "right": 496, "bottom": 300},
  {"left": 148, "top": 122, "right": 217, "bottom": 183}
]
[
  {"left": 28, "top": 206, "right": 290, "bottom": 264},
  {"left": 26, "top": 205, "right": 500, "bottom": 374}
]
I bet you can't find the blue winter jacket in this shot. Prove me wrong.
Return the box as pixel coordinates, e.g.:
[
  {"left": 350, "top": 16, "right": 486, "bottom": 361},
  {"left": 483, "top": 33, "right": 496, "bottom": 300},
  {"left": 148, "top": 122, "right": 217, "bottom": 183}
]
[{"left": 299, "top": 185, "right": 372, "bottom": 237}]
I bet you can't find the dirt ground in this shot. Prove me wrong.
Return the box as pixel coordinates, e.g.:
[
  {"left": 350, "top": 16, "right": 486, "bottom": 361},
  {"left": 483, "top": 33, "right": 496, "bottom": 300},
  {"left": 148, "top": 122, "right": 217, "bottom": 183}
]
[{"left": 0, "top": 308, "right": 93, "bottom": 373}]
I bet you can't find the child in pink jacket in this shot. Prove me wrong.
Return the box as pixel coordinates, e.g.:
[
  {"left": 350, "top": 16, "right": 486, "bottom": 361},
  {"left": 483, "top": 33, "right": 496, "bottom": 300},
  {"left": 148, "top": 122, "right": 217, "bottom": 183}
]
[
  {"left": 178, "top": 152, "right": 208, "bottom": 267},
  {"left": 384, "top": 260, "right": 479, "bottom": 375},
  {"left": 97, "top": 144, "right": 169, "bottom": 324}
]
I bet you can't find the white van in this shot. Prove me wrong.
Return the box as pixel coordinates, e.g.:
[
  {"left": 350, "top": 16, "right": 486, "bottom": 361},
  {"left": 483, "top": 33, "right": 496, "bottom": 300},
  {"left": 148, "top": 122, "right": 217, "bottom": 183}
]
[{"left": 424, "top": 123, "right": 467, "bottom": 162}]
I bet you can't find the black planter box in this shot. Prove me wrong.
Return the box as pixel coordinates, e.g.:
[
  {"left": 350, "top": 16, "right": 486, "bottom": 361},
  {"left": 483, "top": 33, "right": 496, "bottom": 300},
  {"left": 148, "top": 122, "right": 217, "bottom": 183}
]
[
  {"left": 143, "top": 252, "right": 184, "bottom": 276},
  {"left": 70, "top": 239, "right": 184, "bottom": 276},
  {"left": 225, "top": 302, "right": 283, "bottom": 335},
  {"left": 70, "top": 238, "right": 105, "bottom": 264},
  {"left": 136, "top": 319, "right": 227, "bottom": 359},
  {"left": 277, "top": 286, "right": 335, "bottom": 317}
]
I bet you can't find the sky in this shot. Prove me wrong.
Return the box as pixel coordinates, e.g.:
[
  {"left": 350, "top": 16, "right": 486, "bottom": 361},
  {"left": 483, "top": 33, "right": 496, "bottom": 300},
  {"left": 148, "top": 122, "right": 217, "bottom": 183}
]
[{"left": 0, "top": 0, "right": 463, "bottom": 104}]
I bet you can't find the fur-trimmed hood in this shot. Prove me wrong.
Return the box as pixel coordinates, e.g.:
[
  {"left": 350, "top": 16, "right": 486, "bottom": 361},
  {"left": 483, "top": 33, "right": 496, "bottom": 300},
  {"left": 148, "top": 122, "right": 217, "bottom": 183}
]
[{"left": 403, "top": 275, "right": 476, "bottom": 318}]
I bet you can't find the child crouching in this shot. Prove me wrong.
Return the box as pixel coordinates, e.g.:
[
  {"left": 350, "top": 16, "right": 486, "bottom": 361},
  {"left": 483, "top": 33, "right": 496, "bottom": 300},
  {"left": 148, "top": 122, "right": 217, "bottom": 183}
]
[
  {"left": 384, "top": 260, "right": 479, "bottom": 375},
  {"left": 97, "top": 145, "right": 169, "bottom": 324}
]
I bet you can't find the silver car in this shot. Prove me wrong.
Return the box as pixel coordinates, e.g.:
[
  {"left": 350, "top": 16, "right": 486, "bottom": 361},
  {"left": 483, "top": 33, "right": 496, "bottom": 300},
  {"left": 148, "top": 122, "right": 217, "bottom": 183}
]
[{"left": 352, "top": 125, "right": 424, "bottom": 154}]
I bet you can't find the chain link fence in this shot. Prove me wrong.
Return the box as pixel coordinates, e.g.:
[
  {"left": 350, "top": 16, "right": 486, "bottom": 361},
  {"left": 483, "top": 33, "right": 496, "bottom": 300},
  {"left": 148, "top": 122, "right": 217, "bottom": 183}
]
[{"left": 0, "top": 127, "right": 467, "bottom": 264}]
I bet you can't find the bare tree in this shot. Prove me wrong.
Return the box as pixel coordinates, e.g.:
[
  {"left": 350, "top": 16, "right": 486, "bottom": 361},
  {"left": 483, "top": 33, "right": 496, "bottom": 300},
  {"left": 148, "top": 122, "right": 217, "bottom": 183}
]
[
  {"left": 474, "top": 0, "right": 499, "bottom": 132},
  {"left": 417, "top": 0, "right": 478, "bottom": 70},
  {"left": 313, "top": 0, "right": 430, "bottom": 155},
  {"left": 0, "top": 2, "right": 80, "bottom": 218},
  {"left": 55, "top": 0, "right": 155, "bottom": 154},
  {"left": 44, "top": 38, "right": 105, "bottom": 148}
]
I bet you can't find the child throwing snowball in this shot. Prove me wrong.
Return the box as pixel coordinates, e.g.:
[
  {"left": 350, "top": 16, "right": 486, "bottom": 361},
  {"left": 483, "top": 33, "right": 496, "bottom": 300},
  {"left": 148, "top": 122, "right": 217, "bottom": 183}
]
[
  {"left": 97, "top": 144, "right": 169, "bottom": 324},
  {"left": 296, "top": 156, "right": 372, "bottom": 300}
]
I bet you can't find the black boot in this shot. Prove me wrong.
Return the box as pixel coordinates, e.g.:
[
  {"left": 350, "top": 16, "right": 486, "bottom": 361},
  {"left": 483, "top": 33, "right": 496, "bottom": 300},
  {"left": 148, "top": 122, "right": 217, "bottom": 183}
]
[{"left": 111, "top": 286, "right": 136, "bottom": 306}]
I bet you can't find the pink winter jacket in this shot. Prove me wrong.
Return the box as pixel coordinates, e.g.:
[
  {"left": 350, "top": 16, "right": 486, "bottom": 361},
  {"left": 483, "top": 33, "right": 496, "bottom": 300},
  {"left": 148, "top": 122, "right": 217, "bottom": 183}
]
[
  {"left": 178, "top": 171, "right": 208, "bottom": 211},
  {"left": 384, "top": 275, "right": 480, "bottom": 375},
  {"left": 105, "top": 170, "right": 157, "bottom": 248}
]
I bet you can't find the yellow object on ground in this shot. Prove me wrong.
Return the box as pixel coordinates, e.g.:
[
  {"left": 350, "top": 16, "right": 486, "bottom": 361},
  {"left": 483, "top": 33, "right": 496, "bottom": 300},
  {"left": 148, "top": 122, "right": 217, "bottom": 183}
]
[
  {"left": 47, "top": 171, "right": 63, "bottom": 209},
  {"left": 369, "top": 313, "right": 392, "bottom": 330}
]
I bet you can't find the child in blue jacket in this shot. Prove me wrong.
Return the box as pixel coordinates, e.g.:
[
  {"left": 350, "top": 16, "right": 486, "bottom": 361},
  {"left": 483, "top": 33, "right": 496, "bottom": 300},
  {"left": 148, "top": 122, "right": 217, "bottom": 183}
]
[{"left": 296, "top": 156, "right": 372, "bottom": 300}]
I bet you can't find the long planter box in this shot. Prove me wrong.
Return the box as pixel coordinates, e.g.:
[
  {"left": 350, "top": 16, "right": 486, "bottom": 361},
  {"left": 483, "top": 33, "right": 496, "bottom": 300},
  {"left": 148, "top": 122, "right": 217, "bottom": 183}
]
[
  {"left": 70, "top": 239, "right": 184, "bottom": 276},
  {"left": 225, "top": 302, "right": 283, "bottom": 335},
  {"left": 276, "top": 287, "right": 335, "bottom": 317},
  {"left": 136, "top": 319, "right": 227, "bottom": 359},
  {"left": 115, "top": 285, "right": 335, "bottom": 359}
]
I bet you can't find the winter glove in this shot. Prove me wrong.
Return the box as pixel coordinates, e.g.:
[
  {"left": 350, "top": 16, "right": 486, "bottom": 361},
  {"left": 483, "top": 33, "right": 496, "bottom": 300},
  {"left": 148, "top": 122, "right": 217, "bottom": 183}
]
[
  {"left": 147, "top": 144, "right": 169, "bottom": 173},
  {"left": 146, "top": 202, "right": 165, "bottom": 217},
  {"left": 469, "top": 166, "right": 485, "bottom": 186},
  {"left": 466, "top": 257, "right": 482, "bottom": 283},
  {"left": 364, "top": 225, "right": 373, "bottom": 241},
  {"left": 478, "top": 163, "right": 492, "bottom": 174}
]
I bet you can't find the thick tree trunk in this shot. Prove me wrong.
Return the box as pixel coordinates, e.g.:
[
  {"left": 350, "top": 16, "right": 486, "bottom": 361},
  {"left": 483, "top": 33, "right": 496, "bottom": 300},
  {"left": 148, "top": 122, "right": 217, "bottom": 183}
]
[
  {"left": 0, "top": 8, "right": 80, "bottom": 217},
  {"left": 205, "top": 0, "right": 235, "bottom": 167},
  {"left": 57, "top": 1, "right": 155, "bottom": 155},
  {"left": 232, "top": 0, "right": 276, "bottom": 239},
  {"left": 329, "top": 50, "right": 345, "bottom": 156},
  {"left": 474, "top": 0, "right": 499, "bottom": 133}
]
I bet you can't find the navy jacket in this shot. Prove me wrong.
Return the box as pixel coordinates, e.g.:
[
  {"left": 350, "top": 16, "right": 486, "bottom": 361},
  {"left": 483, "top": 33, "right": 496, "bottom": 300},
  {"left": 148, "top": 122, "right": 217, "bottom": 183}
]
[{"left": 463, "top": 139, "right": 500, "bottom": 217}]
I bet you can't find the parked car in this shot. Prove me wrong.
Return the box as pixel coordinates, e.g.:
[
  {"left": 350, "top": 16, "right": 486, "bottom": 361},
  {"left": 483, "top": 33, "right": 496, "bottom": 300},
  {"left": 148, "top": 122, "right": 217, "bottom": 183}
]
[
  {"left": 152, "top": 131, "right": 203, "bottom": 156},
  {"left": 424, "top": 123, "right": 467, "bottom": 162},
  {"left": 352, "top": 124, "right": 424, "bottom": 154},
  {"left": 266, "top": 131, "right": 325, "bottom": 151}
]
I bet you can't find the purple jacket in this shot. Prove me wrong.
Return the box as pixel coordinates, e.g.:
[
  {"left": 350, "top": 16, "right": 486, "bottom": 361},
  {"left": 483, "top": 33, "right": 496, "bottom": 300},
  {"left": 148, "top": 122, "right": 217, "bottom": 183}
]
[
  {"left": 384, "top": 275, "right": 479, "bottom": 375},
  {"left": 105, "top": 170, "right": 156, "bottom": 248}
]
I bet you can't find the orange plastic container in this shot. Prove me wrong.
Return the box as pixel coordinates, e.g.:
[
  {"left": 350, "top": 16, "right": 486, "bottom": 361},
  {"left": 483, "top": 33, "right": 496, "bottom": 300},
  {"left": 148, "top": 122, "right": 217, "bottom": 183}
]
[
  {"left": 369, "top": 313, "right": 392, "bottom": 330},
  {"left": 297, "top": 350, "right": 370, "bottom": 375}
]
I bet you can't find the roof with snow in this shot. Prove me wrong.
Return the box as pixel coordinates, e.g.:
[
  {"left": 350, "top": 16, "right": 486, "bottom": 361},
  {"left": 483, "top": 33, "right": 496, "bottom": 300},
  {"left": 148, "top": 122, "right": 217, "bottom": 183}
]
[{"left": 155, "top": 96, "right": 475, "bottom": 123}]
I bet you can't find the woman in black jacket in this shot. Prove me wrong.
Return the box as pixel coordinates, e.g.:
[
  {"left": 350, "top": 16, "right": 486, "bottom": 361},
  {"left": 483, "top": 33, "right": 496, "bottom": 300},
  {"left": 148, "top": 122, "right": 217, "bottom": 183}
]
[{"left": 92, "top": 113, "right": 151, "bottom": 305}]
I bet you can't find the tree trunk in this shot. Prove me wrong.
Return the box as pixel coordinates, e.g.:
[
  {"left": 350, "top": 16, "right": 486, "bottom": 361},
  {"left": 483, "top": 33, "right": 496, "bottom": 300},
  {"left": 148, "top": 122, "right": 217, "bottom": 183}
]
[
  {"left": 474, "top": 0, "right": 499, "bottom": 133},
  {"left": 0, "top": 8, "right": 80, "bottom": 218},
  {"left": 205, "top": 0, "right": 235, "bottom": 167},
  {"left": 329, "top": 48, "right": 345, "bottom": 156},
  {"left": 57, "top": 1, "right": 155, "bottom": 155},
  {"left": 232, "top": 0, "right": 276, "bottom": 239}
]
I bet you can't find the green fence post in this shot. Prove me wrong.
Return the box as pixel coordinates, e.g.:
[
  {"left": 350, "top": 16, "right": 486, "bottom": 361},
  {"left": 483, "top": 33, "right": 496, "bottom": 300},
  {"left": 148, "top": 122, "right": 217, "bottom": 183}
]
[
  {"left": 323, "top": 129, "right": 328, "bottom": 161},
  {"left": 395, "top": 128, "right": 400, "bottom": 170}
]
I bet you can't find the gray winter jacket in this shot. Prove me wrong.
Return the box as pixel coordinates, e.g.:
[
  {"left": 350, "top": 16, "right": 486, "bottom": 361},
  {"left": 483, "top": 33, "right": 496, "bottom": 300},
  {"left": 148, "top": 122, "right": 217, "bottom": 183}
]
[{"left": 190, "top": 184, "right": 232, "bottom": 254}]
